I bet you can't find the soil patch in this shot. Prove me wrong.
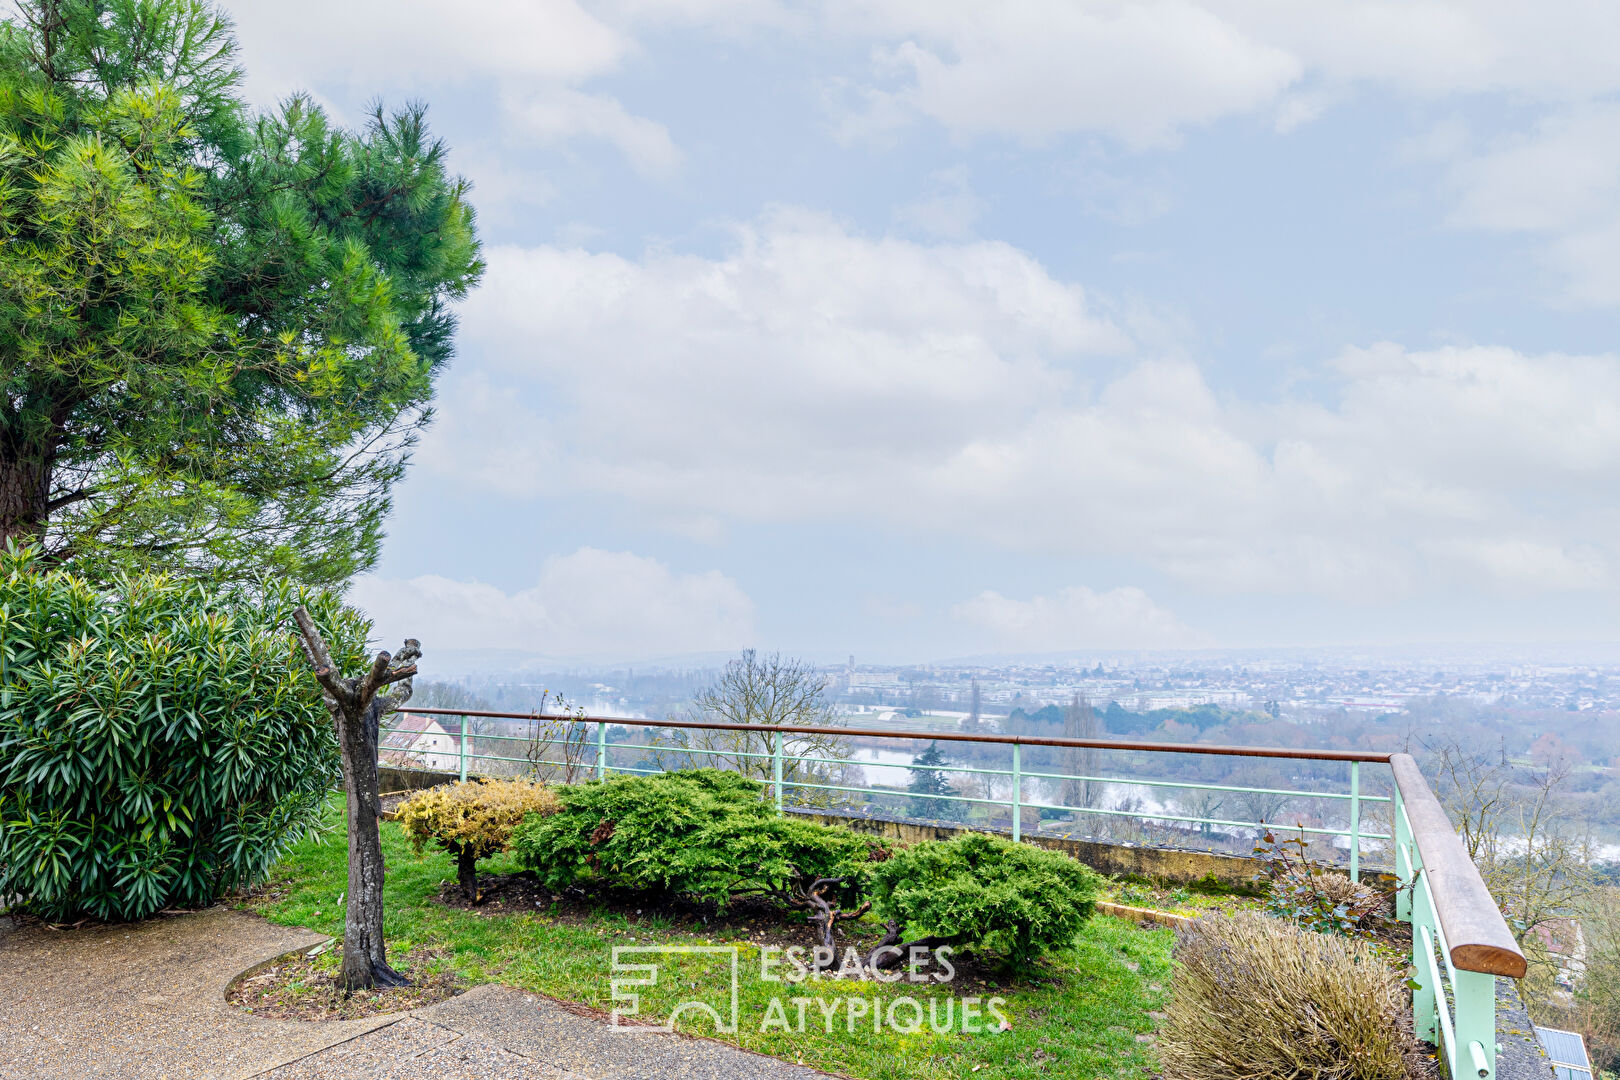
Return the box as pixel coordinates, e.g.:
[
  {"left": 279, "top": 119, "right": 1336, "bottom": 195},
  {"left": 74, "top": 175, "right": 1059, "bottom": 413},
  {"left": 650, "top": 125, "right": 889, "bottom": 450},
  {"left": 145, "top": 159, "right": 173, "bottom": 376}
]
[{"left": 226, "top": 945, "right": 465, "bottom": 1021}]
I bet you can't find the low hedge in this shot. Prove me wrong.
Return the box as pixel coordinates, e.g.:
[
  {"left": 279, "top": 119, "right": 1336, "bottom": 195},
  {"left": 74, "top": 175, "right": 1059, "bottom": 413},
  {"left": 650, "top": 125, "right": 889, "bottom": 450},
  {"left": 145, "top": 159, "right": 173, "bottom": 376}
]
[
  {"left": 0, "top": 547, "right": 364, "bottom": 921},
  {"left": 868, "top": 833, "right": 1103, "bottom": 970},
  {"left": 510, "top": 769, "right": 883, "bottom": 908}
]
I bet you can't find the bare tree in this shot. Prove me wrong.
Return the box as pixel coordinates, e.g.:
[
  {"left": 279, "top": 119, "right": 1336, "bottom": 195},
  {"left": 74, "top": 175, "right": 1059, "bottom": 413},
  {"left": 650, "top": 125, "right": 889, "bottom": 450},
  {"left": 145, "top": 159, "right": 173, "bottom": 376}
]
[
  {"left": 292, "top": 607, "right": 419, "bottom": 991},
  {"left": 1060, "top": 694, "right": 1101, "bottom": 810},
  {"left": 961, "top": 678, "right": 983, "bottom": 733},
  {"left": 658, "top": 651, "right": 856, "bottom": 807},
  {"left": 1230, "top": 763, "right": 1294, "bottom": 827},
  {"left": 1174, "top": 787, "right": 1228, "bottom": 845},
  {"left": 1573, "top": 886, "right": 1620, "bottom": 1073},
  {"left": 1429, "top": 736, "right": 1516, "bottom": 861},
  {"left": 1427, "top": 736, "right": 1596, "bottom": 1011},
  {"left": 522, "top": 690, "right": 593, "bottom": 785}
]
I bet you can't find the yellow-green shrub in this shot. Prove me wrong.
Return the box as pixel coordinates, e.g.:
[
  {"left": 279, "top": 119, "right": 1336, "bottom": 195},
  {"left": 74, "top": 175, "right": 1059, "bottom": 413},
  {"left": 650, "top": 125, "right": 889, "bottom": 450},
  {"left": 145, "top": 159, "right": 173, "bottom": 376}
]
[
  {"left": 396, "top": 779, "right": 557, "bottom": 901},
  {"left": 1160, "top": 911, "right": 1416, "bottom": 1080}
]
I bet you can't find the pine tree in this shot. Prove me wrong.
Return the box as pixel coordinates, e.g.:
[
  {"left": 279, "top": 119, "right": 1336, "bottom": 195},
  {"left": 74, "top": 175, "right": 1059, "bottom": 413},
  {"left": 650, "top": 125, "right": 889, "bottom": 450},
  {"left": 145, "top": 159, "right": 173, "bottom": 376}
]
[
  {"left": 0, "top": 0, "right": 484, "bottom": 584},
  {"left": 908, "top": 741, "right": 961, "bottom": 821}
]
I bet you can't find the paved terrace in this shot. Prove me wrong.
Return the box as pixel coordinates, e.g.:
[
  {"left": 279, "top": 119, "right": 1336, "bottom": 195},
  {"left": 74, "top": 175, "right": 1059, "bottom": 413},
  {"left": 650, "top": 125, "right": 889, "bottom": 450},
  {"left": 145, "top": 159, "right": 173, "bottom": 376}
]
[{"left": 0, "top": 906, "right": 827, "bottom": 1080}]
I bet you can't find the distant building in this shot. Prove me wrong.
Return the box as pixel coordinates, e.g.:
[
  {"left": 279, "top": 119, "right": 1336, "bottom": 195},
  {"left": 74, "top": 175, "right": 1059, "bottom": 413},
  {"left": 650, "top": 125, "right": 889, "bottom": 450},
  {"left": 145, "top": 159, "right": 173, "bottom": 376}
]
[{"left": 381, "top": 713, "right": 463, "bottom": 772}]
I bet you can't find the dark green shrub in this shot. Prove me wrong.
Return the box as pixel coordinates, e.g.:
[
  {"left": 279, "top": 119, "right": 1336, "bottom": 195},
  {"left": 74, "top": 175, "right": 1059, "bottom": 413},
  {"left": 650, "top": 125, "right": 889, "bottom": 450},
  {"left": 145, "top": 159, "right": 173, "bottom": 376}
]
[
  {"left": 510, "top": 769, "right": 884, "bottom": 907},
  {"left": 1160, "top": 911, "right": 1416, "bottom": 1080},
  {"left": 867, "top": 833, "right": 1103, "bottom": 970},
  {"left": 0, "top": 547, "right": 365, "bottom": 920}
]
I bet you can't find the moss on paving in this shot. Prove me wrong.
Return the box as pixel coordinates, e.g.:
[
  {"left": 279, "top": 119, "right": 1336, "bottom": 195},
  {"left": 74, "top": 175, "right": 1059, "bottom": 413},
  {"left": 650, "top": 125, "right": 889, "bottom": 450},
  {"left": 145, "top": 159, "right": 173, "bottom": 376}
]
[{"left": 246, "top": 797, "right": 1172, "bottom": 1080}]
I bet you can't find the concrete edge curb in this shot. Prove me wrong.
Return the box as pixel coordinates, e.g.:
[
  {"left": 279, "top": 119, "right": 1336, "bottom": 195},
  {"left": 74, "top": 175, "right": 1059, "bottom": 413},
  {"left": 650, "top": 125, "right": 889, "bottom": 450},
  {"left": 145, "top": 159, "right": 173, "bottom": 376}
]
[{"left": 1095, "top": 901, "right": 1191, "bottom": 928}]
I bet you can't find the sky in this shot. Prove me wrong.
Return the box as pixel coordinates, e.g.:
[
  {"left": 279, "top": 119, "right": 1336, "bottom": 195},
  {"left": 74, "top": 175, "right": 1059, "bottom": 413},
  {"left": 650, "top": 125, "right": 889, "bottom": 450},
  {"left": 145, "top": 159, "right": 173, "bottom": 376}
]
[{"left": 226, "top": 0, "right": 1620, "bottom": 665}]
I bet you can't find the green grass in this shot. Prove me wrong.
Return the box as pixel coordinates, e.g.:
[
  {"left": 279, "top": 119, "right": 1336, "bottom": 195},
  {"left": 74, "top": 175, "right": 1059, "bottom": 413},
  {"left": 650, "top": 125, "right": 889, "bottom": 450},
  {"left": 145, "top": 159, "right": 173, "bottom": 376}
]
[
  {"left": 1103, "top": 880, "right": 1268, "bottom": 918},
  {"left": 246, "top": 796, "right": 1172, "bottom": 1079}
]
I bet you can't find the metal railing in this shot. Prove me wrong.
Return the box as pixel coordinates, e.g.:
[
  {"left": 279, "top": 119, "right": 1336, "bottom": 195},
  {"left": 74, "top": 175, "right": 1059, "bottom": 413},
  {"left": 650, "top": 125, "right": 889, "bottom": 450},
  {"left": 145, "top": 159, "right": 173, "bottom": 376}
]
[
  {"left": 384, "top": 707, "right": 1525, "bottom": 1078},
  {"left": 1391, "top": 754, "right": 1526, "bottom": 1079}
]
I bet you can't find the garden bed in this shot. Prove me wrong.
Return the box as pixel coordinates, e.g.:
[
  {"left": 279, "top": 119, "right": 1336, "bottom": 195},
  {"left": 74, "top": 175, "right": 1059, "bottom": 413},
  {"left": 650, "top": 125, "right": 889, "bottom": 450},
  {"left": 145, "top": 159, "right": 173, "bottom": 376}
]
[{"left": 240, "top": 794, "right": 1174, "bottom": 1080}]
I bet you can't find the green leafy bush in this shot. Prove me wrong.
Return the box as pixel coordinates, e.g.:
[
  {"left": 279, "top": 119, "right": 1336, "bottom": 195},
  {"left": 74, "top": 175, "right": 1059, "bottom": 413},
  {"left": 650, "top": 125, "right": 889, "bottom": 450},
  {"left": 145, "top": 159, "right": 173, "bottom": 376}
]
[
  {"left": 510, "top": 769, "right": 884, "bottom": 908},
  {"left": 0, "top": 547, "right": 365, "bottom": 921},
  {"left": 1160, "top": 911, "right": 1416, "bottom": 1080},
  {"left": 397, "top": 779, "right": 559, "bottom": 901},
  {"left": 867, "top": 833, "right": 1102, "bottom": 970}
]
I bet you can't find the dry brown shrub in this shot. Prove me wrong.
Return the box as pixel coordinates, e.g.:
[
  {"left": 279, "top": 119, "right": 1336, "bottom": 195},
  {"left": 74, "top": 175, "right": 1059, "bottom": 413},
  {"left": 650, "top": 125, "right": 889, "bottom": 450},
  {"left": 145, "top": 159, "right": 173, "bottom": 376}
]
[
  {"left": 396, "top": 779, "right": 558, "bottom": 901},
  {"left": 1160, "top": 911, "right": 1418, "bottom": 1080}
]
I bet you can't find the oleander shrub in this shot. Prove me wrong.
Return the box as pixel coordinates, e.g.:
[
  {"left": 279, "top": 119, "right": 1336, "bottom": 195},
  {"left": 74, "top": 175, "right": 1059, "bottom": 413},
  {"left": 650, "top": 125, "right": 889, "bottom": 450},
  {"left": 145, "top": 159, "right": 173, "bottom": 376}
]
[
  {"left": 866, "top": 832, "right": 1103, "bottom": 971},
  {"left": 0, "top": 546, "right": 365, "bottom": 921},
  {"left": 397, "top": 778, "right": 559, "bottom": 901},
  {"left": 509, "top": 769, "right": 885, "bottom": 907},
  {"left": 1160, "top": 911, "right": 1417, "bottom": 1080}
]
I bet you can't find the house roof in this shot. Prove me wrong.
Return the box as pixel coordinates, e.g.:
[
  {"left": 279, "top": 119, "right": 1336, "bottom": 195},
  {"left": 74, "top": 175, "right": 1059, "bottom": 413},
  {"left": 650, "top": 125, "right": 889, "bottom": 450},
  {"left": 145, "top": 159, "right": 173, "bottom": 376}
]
[{"left": 380, "top": 712, "right": 461, "bottom": 751}]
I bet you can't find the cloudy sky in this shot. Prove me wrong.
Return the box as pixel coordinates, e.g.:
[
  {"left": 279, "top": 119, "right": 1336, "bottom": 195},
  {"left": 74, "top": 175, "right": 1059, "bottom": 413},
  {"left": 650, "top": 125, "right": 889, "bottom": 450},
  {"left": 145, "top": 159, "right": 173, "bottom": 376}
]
[{"left": 229, "top": 1, "right": 1620, "bottom": 664}]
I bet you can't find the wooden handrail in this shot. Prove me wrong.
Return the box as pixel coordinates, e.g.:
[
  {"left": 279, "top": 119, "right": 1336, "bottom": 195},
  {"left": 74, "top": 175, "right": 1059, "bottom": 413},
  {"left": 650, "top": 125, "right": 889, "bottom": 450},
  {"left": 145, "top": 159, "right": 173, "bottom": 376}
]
[
  {"left": 1391, "top": 753, "right": 1526, "bottom": 978},
  {"left": 393, "top": 707, "right": 1396, "bottom": 762}
]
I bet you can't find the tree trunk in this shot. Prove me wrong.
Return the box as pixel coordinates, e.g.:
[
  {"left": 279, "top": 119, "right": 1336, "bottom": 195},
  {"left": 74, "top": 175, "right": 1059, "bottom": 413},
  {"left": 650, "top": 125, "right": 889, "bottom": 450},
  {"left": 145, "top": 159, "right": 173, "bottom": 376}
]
[
  {"left": 0, "top": 454, "right": 50, "bottom": 548},
  {"left": 456, "top": 845, "right": 479, "bottom": 903},
  {"left": 292, "top": 607, "right": 419, "bottom": 993},
  {"left": 338, "top": 695, "right": 407, "bottom": 989}
]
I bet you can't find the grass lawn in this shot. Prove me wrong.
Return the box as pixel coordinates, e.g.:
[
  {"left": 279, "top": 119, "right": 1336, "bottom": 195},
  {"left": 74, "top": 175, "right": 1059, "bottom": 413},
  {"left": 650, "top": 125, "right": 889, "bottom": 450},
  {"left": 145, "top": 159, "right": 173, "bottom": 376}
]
[{"left": 243, "top": 796, "right": 1173, "bottom": 1079}]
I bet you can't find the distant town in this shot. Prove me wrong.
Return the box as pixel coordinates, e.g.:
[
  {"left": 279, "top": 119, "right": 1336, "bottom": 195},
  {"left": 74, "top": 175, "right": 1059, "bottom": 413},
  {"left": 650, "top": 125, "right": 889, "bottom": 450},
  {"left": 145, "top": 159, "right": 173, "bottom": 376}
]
[{"left": 504, "top": 650, "right": 1620, "bottom": 723}]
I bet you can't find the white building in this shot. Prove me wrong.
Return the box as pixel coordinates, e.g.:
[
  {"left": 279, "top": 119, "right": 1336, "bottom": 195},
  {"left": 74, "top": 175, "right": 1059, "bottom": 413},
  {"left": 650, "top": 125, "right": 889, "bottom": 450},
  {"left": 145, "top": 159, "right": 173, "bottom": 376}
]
[{"left": 381, "top": 714, "right": 464, "bottom": 772}]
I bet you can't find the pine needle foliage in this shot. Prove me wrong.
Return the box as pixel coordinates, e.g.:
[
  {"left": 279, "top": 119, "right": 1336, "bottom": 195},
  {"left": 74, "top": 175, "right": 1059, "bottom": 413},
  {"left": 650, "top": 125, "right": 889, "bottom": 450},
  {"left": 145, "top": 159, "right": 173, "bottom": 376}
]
[
  {"left": 0, "top": 0, "right": 483, "bottom": 584},
  {"left": 867, "top": 833, "right": 1103, "bottom": 971},
  {"left": 0, "top": 543, "right": 366, "bottom": 920},
  {"left": 510, "top": 769, "right": 885, "bottom": 909}
]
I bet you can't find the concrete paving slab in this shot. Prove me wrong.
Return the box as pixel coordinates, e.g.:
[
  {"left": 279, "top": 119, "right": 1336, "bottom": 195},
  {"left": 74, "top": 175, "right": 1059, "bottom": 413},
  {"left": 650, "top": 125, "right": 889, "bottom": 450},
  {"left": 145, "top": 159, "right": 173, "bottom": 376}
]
[
  {"left": 255, "top": 1016, "right": 584, "bottom": 1080},
  {"left": 409, "top": 984, "right": 836, "bottom": 1080},
  {"left": 0, "top": 907, "right": 836, "bottom": 1080},
  {"left": 0, "top": 907, "right": 393, "bottom": 1080}
]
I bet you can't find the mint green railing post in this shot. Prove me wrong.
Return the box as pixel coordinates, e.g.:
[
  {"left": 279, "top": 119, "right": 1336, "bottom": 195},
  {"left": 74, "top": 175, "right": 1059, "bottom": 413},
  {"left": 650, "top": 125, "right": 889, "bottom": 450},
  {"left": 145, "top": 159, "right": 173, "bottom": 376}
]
[
  {"left": 772, "top": 736, "right": 784, "bottom": 810},
  {"left": 1454, "top": 969, "right": 1497, "bottom": 1079},
  {"left": 1348, "top": 761, "right": 1361, "bottom": 882},
  {"left": 1394, "top": 787, "right": 1413, "bottom": 921},
  {"left": 458, "top": 715, "right": 468, "bottom": 782},
  {"left": 1011, "top": 744, "right": 1022, "bottom": 843},
  {"left": 1411, "top": 869, "right": 1438, "bottom": 1044},
  {"left": 596, "top": 720, "right": 606, "bottom": 780}
]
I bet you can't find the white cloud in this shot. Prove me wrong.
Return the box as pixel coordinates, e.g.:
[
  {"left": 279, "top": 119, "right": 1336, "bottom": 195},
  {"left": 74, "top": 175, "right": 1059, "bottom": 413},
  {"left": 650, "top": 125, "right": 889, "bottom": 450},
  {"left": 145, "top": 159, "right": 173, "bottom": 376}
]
[
  {"left": 441, "top": 213, "right": 1620, "bottom": 599},
  {"left": 954, "top": 586, "right": 1204, "bottom": 651},
  {"left": 855, "top": 2, "right": 1301, "bottom": 148},
  {"left": 591, "top": 1, "right": 1620, "bottom": 145},
  {"left": 350, "top": 548, "right": 755, "bottom": 660},
  {"left": 1447, "top": 104, "right": 1620, "bottom": 304},
  {"left": 505, "top": 88, "right": 682, "bottom": 176},
  {"left": 227, "top": 0, "right": 674, "bottom": 174}
]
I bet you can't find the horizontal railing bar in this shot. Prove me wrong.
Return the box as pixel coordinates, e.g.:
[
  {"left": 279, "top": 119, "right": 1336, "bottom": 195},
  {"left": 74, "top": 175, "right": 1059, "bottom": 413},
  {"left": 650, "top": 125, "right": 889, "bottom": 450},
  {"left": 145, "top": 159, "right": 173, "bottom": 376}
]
[
  {"left": 1018, "top": 769, "right": 1389, "bottom": 802},
  {"left": 394, "top": 708, "right": 1395, "bottom": 762},
  {"left": 778, "top": 778, "right": 1005, "bottom": 806}
]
